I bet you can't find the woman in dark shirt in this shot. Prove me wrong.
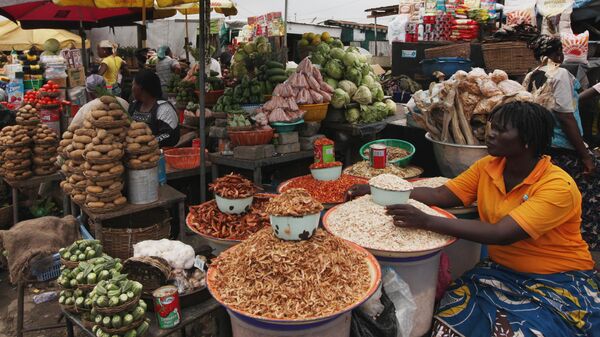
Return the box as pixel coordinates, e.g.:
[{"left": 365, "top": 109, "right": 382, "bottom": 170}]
[{"left": 129, "top": 70, "right": 180, "bottom": 147}]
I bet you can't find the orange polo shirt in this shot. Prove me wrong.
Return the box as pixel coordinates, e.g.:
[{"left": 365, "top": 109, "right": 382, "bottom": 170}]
[{"left": 445, "top": 155, "right": 594, "bottom": 274}]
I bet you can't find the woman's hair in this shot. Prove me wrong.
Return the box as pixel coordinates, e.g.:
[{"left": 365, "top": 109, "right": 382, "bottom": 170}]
[
  {"left": 134, "top": 70, "right": 163, "bottom": 99},
  {"left": 528, "top": 35, "right": 563, "bottom": 61},
  {"left": 489, "top": 101, "right": 555, "bottom": 157}
]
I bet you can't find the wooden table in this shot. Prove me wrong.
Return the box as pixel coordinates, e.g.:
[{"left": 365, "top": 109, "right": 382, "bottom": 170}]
[
  {"left": 3, "top": 172, "right": 64, "bottom": 225},
  {"left": 71, "top": 184, "right": 187, "bottom": 240},
  {"left": 63, "top": 297, "right": 222, "bottom": 337},
  {"left": 209, "top": 151, "right": 314, "bottom": 185}
]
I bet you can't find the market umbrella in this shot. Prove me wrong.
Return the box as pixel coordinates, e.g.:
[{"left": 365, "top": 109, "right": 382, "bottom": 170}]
[
  {"left": 0, "top": 20, "right": 91, "bottom": 51},
  {"left": 0, "top": 1, "right": 175, "bottom": 30}
]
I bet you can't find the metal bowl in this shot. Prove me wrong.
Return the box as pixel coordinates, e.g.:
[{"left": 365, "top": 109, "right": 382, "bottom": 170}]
[{"left": 425, "top": 133, "right": 488, "bottom": 178}]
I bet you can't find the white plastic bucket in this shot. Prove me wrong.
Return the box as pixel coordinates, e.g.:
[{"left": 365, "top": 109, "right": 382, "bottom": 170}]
[
  {"left": 443, "top": 239, "right": 481, "bottom": 280},
  {"left": 228, "top": 310, "right": 351, "bottom": 337},
  {"left": 127, "top": 167, "right": 159, "bottom": 204},
  {"left": 376, "top": 251, "right": 441, "bottom": 337}
]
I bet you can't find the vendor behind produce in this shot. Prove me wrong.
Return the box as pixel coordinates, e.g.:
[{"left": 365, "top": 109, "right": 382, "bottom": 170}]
[
  {"left": 155, "top": 46, "right": 182, "bottom": 98},
  {"left": 129, "top": 70, "right": 180, "bottom": 147},
  {"left": 348, "top": 101, "right": 600, "bottom": 336}
]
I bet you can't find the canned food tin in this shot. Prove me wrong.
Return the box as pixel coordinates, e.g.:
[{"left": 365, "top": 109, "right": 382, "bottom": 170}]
[
  {"left": 369, "top": 144, "right": 387, "bottom": 169},
  {"left": 153, "top": 285, "right": 181, "bottom": 329},
  {"left": 314, "top": 138, "right": 335, "bottom": 164}
]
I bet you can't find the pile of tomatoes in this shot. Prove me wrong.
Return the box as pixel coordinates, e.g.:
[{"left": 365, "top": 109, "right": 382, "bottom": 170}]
[
  {"left": 39, "top": 80, "right": 60, "bottom": 97},
  {"left": 23, "top": 90, "right": 39, "bottom": 105},
  {"left": 38, "top": 96, "right": 61, "bottom": 107}
]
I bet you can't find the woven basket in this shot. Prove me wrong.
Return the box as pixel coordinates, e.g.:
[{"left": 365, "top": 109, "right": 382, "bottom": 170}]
[
  {"left": 60, "top": 258, "right": 79, "bottom": 269},
  {"left": 481, "top": 41, "right": 538, "bottom": 75},
  {"left": 90, "top": 119, "right": 129, "bottom": 129},
  {"left": 126, "top": 144, "right": 159, "bottom": 156},
  {"left": 76, "top": 283, "right": 96, "bottom": 292},
  {"left": 85, "top": 202, "right": 126, "bottom": 214},
  {"left": 84, "top": 171, "right": 122, "bottom": 183},
  {"left": 60, "top": 304, "right": 78, "bottom": 314},
  {"left": 90, "top": 208, "right": 171, "bottom": 260},
  {"left": 95, "top": 294, "right": 140, "bottom": 315},
  {"left": 425, "top": 43, "right": 471, "bottom": 59},
  {"left": 3, "top": 151, "right": 32, "bottom": 160},
  {"left": 123, "top": 256, "right": 171, "bottom": 294},
  {"left": 83, "top": 151, "right": 124, "bottom": 165},
  {"left": 16, "top": 120, "right": 40, "bottom": 126},
  {"left": 99, "top": 317, "right": 145, "bottom": 334}
]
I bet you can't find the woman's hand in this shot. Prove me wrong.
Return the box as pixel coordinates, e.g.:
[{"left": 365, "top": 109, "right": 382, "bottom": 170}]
[
  {"left": 582, "top": 154, "right": 596, "bottom": 176},
  {"left": 386, "top": 204, "right": 432, "bottom": 229},
  {"left": 345, "top": 184, "right": 370, "bottom": 201}
]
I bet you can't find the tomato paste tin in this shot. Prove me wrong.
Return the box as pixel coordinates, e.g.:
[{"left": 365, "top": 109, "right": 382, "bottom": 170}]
[
  {"left": 369, "top": 144, "right": 387, "bottom": 169},
  {"left": 314, "top": 138, "right": 335, "bottom": 164},
  {"left": 153, "top": 285, "right": 181, "bottom": 329}
]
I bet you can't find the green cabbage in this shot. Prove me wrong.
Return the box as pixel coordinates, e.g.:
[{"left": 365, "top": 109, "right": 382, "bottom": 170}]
[
  {"left": 346, "top": 46, "right": 360, "bottom": 53},
  {"left": 331, "top": 88, "right": 350, "bottom": 109},
  {"left": 361, "top": 74, "right": 375, "bottom": 87},
  {"left": 315, "top": 43, "right": 331, "bottom": 55},
  {"left": 310, "top": 52, "right": 327, "bottom": 65},
  {"left": 345, "top": 67, "right": 362, "bottom": 86},
  {"left": 361, "top": 63, "right": 371, "bottom": 77},
  {"left": 357, "top": 54, "right": 367, "bottom": 63},
  {"left": 360, "top": 103, "right": 387, "bottom": 123},
  {"left": 325, "top": 77, "right": 339, "bottom": 89},
  {"left": 352, "top": 86, "right": 372, "bottom": 105},
  {"left": 345, "top": 107, "right": 360, "bottom": 123},
  {"left": 384, "top": 99, "right": 397, "bottom": 116},
  {"left": 331, "top": 40, "right": 344, "bottom": 49},
  {"left": 338, "top": 80, "right": 357, "bottom": 96},
  {"left": 342, "top": 52, "right": 358, "bottom": 67},
  {"left": 325, "top": 59, "right": 344, "bottom": 80},
  {"left": 44, "top": 38, "right": 60, "bottom": 53},
  {"left": 330, "top": 48, "right": 345, "bottom": 61}
]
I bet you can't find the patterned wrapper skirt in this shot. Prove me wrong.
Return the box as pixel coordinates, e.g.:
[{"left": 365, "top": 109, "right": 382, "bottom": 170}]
[
  {"left": 548, "top": 148, "right": 600, "bottom": 251},
  {"left": 432, "top": 260, "right": 600, "bottom": 337}
]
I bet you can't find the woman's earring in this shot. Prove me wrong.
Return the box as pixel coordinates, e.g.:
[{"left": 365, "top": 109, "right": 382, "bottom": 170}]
[{"left": 525, "top": 144, "right": 529, "bottom": 149}]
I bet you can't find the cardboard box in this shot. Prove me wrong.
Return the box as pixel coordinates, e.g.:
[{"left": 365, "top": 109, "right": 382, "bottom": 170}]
[{"left": 67, "top": 67, "right": 85, "bottom": 88}]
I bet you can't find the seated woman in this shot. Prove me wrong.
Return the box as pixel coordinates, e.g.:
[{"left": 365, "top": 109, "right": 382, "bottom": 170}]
[
  {"left": 348, "top": 101, "right": 600, "bottom": 336},
  {"left": 129, "top": 70, "right": 180, "bottom": 147}
]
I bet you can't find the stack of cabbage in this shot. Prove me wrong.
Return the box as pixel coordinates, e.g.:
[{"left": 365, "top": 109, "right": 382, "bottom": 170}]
[{"left": 310, "top": 46, "right": 396, "bottom": 124}]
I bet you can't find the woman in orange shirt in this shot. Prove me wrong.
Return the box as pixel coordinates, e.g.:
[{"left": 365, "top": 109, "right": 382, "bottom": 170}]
[{"left": 349, "top": 101, "right": 600, "bottom": 336}]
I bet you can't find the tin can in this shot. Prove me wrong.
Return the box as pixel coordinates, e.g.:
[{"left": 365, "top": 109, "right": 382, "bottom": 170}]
[
  {"left": 153, "top": 285, "right": 181, "bottom": 329},
  {"left": 314, "top": 139, "right": 335, "bottom": 164},
  {"left": 369, "top": 144, "right": 387, "bottom": 169},
  {"left": 192, "top": 138, "right": 201, "bottom": 148}
]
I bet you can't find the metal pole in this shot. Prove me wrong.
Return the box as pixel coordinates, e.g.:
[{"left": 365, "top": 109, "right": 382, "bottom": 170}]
[
  {"left": 374, "top": 17, "right": 378, "bottom": 56},
  {"left": 283, "top": 0, "right": 288, "bottom": 61},
  {"left": 185, "top": 13, "right": 190, "bottom": 62},
  {"left": 199, "top": 0, "right": 208, "bottom": 202}
]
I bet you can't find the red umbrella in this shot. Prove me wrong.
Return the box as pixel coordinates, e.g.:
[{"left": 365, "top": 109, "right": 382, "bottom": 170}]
[{"left": 0, "top": 0, "right": 175, "bottom": 30}]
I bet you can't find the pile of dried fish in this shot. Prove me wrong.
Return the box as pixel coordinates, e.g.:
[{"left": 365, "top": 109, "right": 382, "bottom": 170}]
[
  {"left": 265, "top": 188, "right": 323, "bottom": 216},
  {"left": 209, "top": 173, "right": 257, "bottom": 199},
  {"left": 411, "top": 68, "right": 535, "bottom": 144}
]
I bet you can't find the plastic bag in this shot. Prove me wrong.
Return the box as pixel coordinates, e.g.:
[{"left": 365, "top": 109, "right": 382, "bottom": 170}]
[
  {"left": 561, "top": 31, "right": 589, "bottom": 64},
  {"left": 387, "top": 15, "right": 411, "bottom": 43},
  {"left": 504, "top": 0, "right": 536, "bottom": 26},
  {"left": 538, "top": 0, "right": 573, "bottom": 36},
  {"left": 351, "top": 287, "right": 397, "bottom": 337},
  {"left": 383, "top": 268, "right": 416, "bottom": 337}
]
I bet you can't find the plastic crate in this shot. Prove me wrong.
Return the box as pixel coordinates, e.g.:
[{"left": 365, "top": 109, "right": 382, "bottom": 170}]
[{"left": 33, "top": 223, "right": 93, "bottom": 282}]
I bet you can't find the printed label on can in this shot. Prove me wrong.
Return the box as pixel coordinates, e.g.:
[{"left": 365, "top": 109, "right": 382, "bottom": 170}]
[
  {"left": 314, "top": 143, "right": 335, "bottom": 164},
  {"left": 369, "top": 144, "right": 387, "bottom": 169},
  {"left": 153, "top": 286, "right": 181, "bottom": 329}
]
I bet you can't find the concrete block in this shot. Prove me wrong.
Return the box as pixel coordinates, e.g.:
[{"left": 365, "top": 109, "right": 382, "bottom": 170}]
[
  {"left": 233, "top": 144, "right": 275, "bottom": 160},
  {"left": 300, "top": 134, "right": 325, "bottom": 151},
  {"left": 275, "top": 142, "right": 300, "bottom": 154},
  {"left": 298, "top": 122, "right": 321, "bottom": 137},
  {"left": 277, "top": 131, "right": 299, "bottom": 145},
  {"left": 215, "top": 118, "right": 228, "bottom": 127},
  {"left": 209, "top": 126, "right": 227, "bottom": 139}
]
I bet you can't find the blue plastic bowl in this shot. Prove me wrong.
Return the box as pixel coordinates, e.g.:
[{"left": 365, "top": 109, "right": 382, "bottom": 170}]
[{"left": 420, "top": 57, "right": 472, "bottom": 78}]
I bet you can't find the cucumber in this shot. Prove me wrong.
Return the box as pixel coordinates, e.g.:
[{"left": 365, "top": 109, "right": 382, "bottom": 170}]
[
  {"left": 107, "top": 290, "right": 121, "bottom": 298},
  {"left": 124, "top": 330, "right": 137, "bottom": 337},
  {"left": 269, "top": 75, "right": 288, "bottom": 83},
  {"left": 108, "top": 296, "right": 120, "bottom": 307},
  {"left": 138, "top": 300, "right": 147, "bottom": 311},
  {"left": 266, "top": 68, "right": 286, "bottom": 76},
  {"left": 123, "top": 313, "right": 134, "bottom": 326},
  {"left": 58, "top": 296, "right": 65, "bottom": 304},
  {"left": 74, "top": 289, "right": 84, "bottom": 297},
  {"left": 131, "top": 306, "right": 145, "bottom": 321},
  {"left": 119, "top": 293, "right": 129, "bottom": 304},
  {"left": 266, "top": 61, "right": 284, "bottom": 69},
  {"left": 96, "top": 295, "right": 109, "bottom": 307},
  {"left": 95, "top": 315, "right": 103, "bottom": 324},
  {"left": 102, "top": 316, "right": 111, "bottom": 327},
  {"left": 111, "top": 315, "right": 122, "bottom": 329},
  {"left": 136, "top": 321, "right": 149, "bottom": 336},
  {"left": 75, "top": 297, "right": 85, "bottom": 307}
]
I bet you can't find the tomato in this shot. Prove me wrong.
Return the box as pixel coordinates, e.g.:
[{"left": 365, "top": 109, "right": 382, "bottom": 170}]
[
  {"left": 52, "top": 84, "right": 59, "bottom": 90},
  {"left": 46, "top": 80, "right": 54, "bottom": 86}
]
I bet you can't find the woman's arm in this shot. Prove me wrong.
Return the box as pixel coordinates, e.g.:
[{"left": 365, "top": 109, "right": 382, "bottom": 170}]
[
  {"left": 555, "top": 112, "right": 595, "bottom": 174},
  {"left": 387, "top": 204, "right": 529, "bottom": 245},
  {"left": 155, "top": 104, "right": 180, "bottom": 147},
  {"left": 579, "top": 86, "right": 600, "bottom": 102},
  {"left": 346, "top": 185, "right": 464, "bottom": 208},
  {"left": 98, "top": 63, "right": 107, "bottom": 76}
]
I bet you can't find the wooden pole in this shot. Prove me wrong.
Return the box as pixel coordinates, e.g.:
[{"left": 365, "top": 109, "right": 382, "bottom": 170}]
[
  {"left": 142, "top": 1, "right": 147, "bottom": 48},
  {"left": 199, "top": 0, "right": 208, "bottom": 202},
  {"left": 185, "top": 13, "right": 190, "bottom": 62}
]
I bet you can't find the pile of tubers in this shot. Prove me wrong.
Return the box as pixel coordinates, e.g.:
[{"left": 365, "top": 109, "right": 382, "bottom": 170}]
[
  {"left": 0, "top": 125, "right": 34, "bottom": 180},
  {"left": 124, "top": 122, "right": 160, "bottom": 170}
]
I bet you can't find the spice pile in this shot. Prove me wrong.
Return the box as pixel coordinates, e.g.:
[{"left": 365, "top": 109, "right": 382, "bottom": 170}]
[
  {"left": 188, "top": 194, "right": 273, "bottom": 240},
  {"left": 344, "top": 161, "right": 423, "bottom": 179},
  {"left": 210, "top": 173, "right": 257, "bottom": 199},
  {"left": 369, "top": 174, "right": 413, "bottom": 191},
  {"left": 363, "top": 146, "right": 411, "bottom": 162},
  {"left": 280, "top": 174, "right": 367, "bottom": 204},
  {"left": 209, "top": 227, "right": 372, "bottom": 320},
  {"left": 265, "top": 188, "right": 323, "bottom": 216},
  {"left": 309, "top": 161, "right": 342, "bottom": 169},
  {"left": 326, "top": 196, "right": 452, "bottom": 252}
]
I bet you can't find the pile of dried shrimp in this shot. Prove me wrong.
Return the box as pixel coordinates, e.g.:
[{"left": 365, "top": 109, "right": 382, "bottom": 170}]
[
  {"left": 209, "top": 228, "right": 372, "bottom": 320},
  {"left": 265, "top": 188, "right": 323, "bottom": 216},
  {"left": 210, "top": 173, "right": 257, "bottom": 199}
]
